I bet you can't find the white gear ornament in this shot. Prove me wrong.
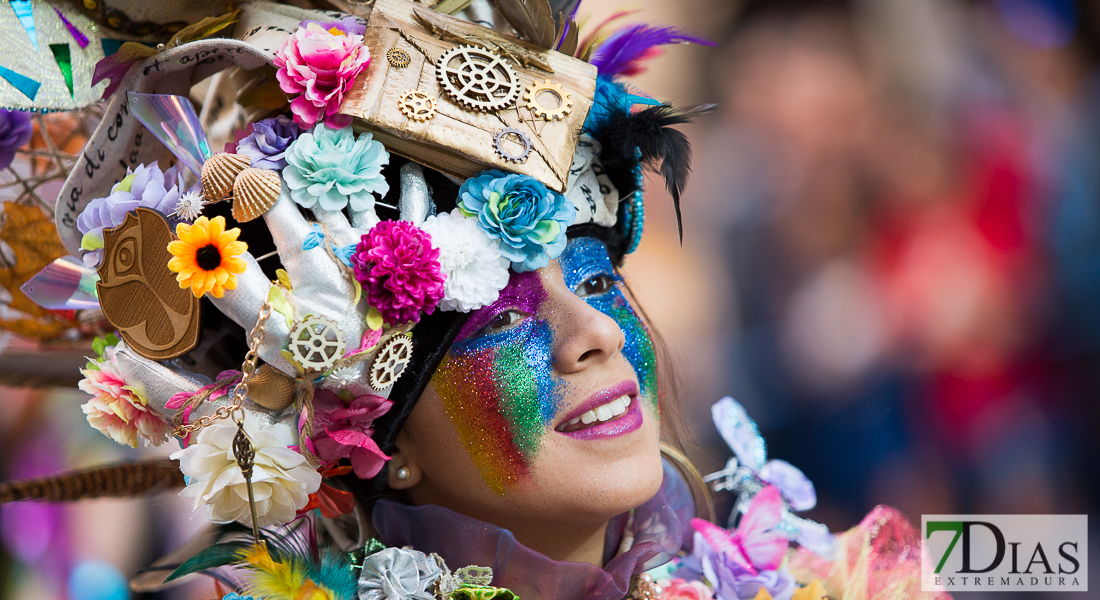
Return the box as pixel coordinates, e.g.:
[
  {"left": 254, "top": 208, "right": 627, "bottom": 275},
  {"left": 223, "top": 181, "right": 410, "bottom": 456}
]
[
  {"left": 288, "top": 316, "right": 346, "bottom": 372},
  {"left": 370, "top": 335, "right": 413, "bottom": 390},
  {"left": 436, "top": 45, "right": 521, "bottom": 112}
]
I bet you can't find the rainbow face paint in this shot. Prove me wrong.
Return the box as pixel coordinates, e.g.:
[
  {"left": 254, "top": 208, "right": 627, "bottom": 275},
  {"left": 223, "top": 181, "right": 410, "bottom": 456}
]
[
  {"left": 558, "top": 237, "right": 658, "bottom": 410},
  {"left": 431, "top": 271, "right": 564, "bottom": 494},
  {"left": 430, "top": 238, "right": 658, "bottom": 494}
]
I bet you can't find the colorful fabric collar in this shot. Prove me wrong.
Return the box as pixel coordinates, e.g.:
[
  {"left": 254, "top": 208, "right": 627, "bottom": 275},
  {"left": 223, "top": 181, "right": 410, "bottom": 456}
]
[{"left": 372, "top": 460, "right": 695, "bottom": 600}]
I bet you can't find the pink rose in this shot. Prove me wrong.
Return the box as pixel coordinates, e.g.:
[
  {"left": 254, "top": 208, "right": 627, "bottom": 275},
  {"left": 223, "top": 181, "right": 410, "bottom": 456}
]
[
  {"left": 304, "top": 389, "right": 393, "bottom": 478},
  {"left": 274, "top": 23, "right": 371, "bottom": 129},
  {"left": 79, "top": 346, "right": 171, "bottom": 448},
  {"left": 659, "top": 578, "right": 713, "bottom": 600}
]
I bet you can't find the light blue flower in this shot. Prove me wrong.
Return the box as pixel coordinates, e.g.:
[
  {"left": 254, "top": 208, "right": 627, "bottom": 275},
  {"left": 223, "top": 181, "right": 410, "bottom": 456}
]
[
  {"left": 283, "top": 124, "right": 389, "bottom": 213},
  {"left": 222, "top": 594, "right": 254, "bottom": 600},
  {"left": 457, "top": 170, "right": 576, "bottom": 272}
]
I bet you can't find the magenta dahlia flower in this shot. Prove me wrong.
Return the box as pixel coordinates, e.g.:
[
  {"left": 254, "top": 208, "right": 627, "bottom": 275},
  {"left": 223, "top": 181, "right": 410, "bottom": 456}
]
[
  {"left": 274, "top": 22, "right": 371, "bottom": 129},
  {"left": 352, "top": 221, "right": 445, "bottom": 324}
]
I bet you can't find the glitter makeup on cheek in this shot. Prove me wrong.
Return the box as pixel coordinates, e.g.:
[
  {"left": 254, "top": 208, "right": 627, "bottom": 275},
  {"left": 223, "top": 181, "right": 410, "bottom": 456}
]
[
  {"left": 558, "top": 237, "right": 659, "bottom": 410},
  {"left": 431, "top": 272, "right": 564, "bottom": 494}
]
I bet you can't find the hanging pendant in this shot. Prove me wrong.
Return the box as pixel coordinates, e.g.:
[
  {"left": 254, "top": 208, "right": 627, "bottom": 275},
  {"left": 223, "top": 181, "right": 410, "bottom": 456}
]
[{"left": 232, "top": 420, "right": 262, "bottom": 542}]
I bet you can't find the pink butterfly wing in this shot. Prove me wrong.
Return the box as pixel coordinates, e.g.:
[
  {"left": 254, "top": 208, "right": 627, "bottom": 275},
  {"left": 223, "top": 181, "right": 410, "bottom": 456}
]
[
  {"left": 738, "top": 485, "right": 789, "bottom": 571},
  {"left": 691, "top": 517, "right": 757, "bottom": 575}
]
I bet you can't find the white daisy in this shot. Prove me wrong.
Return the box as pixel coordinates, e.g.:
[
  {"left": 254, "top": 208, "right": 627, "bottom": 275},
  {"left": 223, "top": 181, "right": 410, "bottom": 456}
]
[{"left": 421, "top": 209, "right": 511, "bottom": 312}]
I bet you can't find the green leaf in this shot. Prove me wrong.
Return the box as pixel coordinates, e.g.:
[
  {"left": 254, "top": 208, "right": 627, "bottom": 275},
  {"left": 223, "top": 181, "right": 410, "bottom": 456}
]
[
  {"left": 268, "top": 286, "right": 294, "bottom": 329},
  {"left": 168, "top": 9, "right": 241, "bottom": 49},
  {"left": 105, "top": 333, "right": 120, "bottom": 347},
  {"left": 165, "top": 542, "right": 249, "bottom": 582},
  {"left": 281, "top": 349, "right": 304, "bottom": 375},
  {"left": 92, "top": 337, "right": 106, "bottom": 356},
  {"left": 366, "top": 306, "right": 383, "bottom": 331},
  {"left": 353, "top": 279, "right": 362, "bottom": 306},
  {"left": 276, "top": 268, "right": 292, "bottom": 291}
]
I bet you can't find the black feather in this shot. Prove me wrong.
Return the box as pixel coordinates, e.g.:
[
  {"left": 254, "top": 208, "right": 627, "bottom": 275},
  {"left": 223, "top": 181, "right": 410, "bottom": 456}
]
[{"left": 598, "top": 103, "right": 716, "bottom": 243}]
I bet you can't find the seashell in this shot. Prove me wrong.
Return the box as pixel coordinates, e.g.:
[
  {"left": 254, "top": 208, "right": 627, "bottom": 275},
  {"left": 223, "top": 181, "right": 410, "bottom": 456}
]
[
  {"left": 232, "top": 168, "right": 281, "bottom": 222},
  {"left": 248, "top": 364, "right": 296, "bottom": 411},
  {"left": 201, "top": 152, "right": 250, "bottom": 202}
]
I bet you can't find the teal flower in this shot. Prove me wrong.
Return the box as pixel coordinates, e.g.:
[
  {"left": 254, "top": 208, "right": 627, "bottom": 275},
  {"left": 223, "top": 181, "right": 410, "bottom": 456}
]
[
  {"left": 457, "top": 170, "right": 576, "bottom": 272},
  {"left": 283, "top": 124, "right": 389, "bottom": 212}
]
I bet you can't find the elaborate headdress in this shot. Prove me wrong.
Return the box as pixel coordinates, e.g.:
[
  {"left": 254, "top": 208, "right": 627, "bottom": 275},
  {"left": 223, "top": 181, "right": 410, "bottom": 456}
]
[{"left": 2, "top": 0, "right": 711, "bottom": 591}]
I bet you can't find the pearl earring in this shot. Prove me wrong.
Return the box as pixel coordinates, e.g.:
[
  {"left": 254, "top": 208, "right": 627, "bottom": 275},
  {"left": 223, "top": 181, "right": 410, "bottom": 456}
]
[{"left": 396, "top": 467, "right": 410, "bottom": 480}]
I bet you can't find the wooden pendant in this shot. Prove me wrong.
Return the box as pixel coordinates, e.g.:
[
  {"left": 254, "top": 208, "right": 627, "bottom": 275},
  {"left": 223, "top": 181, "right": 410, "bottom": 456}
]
[{"left": 96, "top": 208, "right": 201, "bottom": 361}]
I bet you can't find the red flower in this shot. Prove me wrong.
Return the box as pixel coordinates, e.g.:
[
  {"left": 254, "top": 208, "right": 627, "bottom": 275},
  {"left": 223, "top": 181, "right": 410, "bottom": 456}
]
[{"left": 303, "top": 389, "right": 392, "bottom": 479}]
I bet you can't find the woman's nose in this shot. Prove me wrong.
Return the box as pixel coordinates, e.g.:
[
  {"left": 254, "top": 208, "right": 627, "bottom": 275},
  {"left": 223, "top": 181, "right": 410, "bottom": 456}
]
[{"left": 549, "top": 286, "right": 626, "bottom": 374}]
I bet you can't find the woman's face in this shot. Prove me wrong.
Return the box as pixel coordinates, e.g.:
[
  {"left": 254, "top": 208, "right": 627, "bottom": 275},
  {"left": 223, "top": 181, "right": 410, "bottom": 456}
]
[{"left": 396, "top": 237, "right": 664, "bottom": 530}]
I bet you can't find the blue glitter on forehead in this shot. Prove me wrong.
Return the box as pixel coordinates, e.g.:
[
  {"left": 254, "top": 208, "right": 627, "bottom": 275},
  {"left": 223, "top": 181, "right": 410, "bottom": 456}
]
[{"left": 559, "top": 237, "right": 616, "bottom": 291}]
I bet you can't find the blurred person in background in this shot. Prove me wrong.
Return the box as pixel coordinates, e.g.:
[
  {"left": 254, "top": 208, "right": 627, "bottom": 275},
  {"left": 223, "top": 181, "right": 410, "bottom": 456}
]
[{"left": 693, "top": 0, "right": 1100, "bottom": 543}]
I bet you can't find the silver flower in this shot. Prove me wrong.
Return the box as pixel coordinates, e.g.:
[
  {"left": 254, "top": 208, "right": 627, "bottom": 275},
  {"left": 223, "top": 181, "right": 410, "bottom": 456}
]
[{"left": 359, "top": 547, "right": 442, "bottom": 600}]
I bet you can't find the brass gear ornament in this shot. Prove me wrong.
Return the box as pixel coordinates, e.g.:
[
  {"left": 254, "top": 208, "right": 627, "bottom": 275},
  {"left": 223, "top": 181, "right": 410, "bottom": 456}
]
[
  {"left": 288, "top": 316, "right": 346, "bottom": 372},
  {"left": 399, "top": 90, "right": 437, "bottom": 122},
  {"left": 523, "top": 80, "right": 573, "bottom": 120},
  {"left": 436, "top": 45, "right": 521, "bottom": 112}
]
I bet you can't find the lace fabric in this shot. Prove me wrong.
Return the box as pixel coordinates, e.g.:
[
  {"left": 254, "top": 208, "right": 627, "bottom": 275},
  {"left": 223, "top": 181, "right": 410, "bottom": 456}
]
[{"left": 372, "top": 460, "right": 695, "bottom": 600}]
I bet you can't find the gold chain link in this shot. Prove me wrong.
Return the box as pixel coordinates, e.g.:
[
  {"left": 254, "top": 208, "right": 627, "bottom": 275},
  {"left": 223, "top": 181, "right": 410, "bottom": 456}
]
[{"left": 172, "top": 300, "right": 274, "bottom": 437}]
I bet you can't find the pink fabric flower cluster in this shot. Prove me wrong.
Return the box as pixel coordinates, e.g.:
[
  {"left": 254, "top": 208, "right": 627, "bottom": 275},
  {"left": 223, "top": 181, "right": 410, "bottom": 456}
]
[
  {"left": 274, "top": 22, "right": 370, "bottom": 129},
  {"left": 79, "top": 345, "right": 171, "bottom": 448},
  {"left": 303, "top": 389, "right": 393, "bottom": 479},
  {"left": 659, "top": 579, "right": 712, "bottom": 600},
  {"left": 352, "top": 221, "right": 446, "bottom": 324}
]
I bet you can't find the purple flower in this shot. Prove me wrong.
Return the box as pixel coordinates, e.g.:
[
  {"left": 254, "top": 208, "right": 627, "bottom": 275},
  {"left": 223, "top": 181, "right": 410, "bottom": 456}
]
[
  {"left": 0, "top": 109, "right": 32, "bottom": 170},
  {"left": 352, "top": 221, "right": 445, "bottom": 325},
  {"left": 76, "top": 162, "right": 184, "bottom": 266},
  {"left": 690, "top": 531, "right": 796, "bottom": 600},
  {"left": 236, "top": 116, "right": 302, "bottom": 170}
]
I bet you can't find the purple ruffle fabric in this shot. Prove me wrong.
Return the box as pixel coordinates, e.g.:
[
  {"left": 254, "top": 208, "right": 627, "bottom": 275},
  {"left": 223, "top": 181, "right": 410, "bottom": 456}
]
[{"left": 373, "top": 460, "right": 695, "bottom": 600}]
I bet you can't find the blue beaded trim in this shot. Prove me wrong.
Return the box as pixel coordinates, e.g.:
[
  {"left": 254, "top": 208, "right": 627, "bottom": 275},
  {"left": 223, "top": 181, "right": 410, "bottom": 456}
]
[{"left": 623, "top": 162, "right": 645, "bottom": 254}]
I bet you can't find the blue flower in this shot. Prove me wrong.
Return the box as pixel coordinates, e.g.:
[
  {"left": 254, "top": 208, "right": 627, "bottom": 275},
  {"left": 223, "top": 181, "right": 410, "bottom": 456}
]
[
  {"left": 222, "top": 593, "right": 255, "bottom": 600},
  {"left": 457, "top": 170, "right": 575, "bottom": 272},
  {"left": 283, "top": 124, "right": 389, "bottom": 213}
]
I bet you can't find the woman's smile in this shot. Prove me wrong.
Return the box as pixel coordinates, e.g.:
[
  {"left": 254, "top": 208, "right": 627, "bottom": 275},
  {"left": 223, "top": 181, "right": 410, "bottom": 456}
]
[{"left": 555, "top": 380, "right": 643, "bottom": 439}]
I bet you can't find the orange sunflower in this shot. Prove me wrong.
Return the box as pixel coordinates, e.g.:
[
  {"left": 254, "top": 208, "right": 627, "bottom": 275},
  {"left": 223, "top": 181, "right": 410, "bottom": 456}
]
[{"left": 167, "top": 216, "right": 248, "bottom": 298}]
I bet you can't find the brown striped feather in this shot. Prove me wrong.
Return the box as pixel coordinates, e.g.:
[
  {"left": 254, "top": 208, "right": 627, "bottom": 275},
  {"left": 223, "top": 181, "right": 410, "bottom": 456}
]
[{"left": 0, "top": 459, "right": 185, "bottom": 503}]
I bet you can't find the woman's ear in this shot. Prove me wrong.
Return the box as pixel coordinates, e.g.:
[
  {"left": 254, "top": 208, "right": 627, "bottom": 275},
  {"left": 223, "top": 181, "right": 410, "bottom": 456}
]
[{"left": 386, "top": 428, "right": 422, "bottom": 489}]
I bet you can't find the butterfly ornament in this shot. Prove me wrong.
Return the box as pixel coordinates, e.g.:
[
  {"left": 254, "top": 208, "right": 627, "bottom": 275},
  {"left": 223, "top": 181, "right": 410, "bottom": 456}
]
[{"left": 704, "top": 397, "right": 837, "bottom": 558}]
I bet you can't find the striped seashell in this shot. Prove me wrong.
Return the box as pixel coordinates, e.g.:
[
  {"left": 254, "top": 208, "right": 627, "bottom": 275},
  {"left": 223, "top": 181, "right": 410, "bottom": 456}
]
[
  {"left": 248, "top": 364, "right": 296, "bottom": 411},
  {"left": 200, "top": 152, "right": 250, "bottom": 202},
  {"left": 232, "top": 167, "right": 281, "bottom": 222}
]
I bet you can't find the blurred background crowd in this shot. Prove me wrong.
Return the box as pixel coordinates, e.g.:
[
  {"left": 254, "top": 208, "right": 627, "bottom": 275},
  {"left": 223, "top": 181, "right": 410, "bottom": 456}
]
[{"left": 1, "top": 0, "right": 1099, "bottom": 598}]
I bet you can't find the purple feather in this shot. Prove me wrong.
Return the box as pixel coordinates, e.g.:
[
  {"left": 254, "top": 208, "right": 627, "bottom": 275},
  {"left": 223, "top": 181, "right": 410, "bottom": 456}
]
[{"left": 590, "top": 24, "right": 715, "bottom": 78}]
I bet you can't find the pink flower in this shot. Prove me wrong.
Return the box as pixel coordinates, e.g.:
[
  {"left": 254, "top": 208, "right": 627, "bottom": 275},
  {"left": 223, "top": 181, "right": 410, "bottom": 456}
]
[
  {"left": 304, "top": 389, "right": 393, "bottom": 479},
  {"left": 274, "top": 23, "right": 370, "bottom": 129},
  {"left": 352, "top": 221, "right": 446, "bottom": 324},
  {"left": 78, "top": 347, "right": 171, "bottom": 448},
  {"left": 659, "top": 579, "right": 712, "bottom": 600}
]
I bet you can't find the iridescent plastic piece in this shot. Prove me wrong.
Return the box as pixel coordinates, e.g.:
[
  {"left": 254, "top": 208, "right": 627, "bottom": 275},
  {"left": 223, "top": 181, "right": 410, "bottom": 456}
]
[
  {"left": 21, "top": 256, "right": 100, "bottom": 310},
  {"left": 126, "top": 92, "right": 212, "bottom": 177}
]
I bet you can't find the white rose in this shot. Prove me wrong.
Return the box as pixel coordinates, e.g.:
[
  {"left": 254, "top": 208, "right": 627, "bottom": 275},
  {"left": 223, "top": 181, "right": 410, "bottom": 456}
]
[{"left": 170, "top": 414, "right": 321, "bottom": 527}]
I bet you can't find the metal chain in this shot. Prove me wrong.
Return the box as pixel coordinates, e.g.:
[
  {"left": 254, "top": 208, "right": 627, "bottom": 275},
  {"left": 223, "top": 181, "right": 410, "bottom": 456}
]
[{"left": 172, "top": 300, "right": 273, "bottom": 437}]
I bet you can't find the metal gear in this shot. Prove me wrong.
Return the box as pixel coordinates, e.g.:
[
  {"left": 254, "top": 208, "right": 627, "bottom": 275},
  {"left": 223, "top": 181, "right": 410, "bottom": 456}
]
[
  {"left": 523, "top": 80, "right": 573, "bottom": 120},
  {"left": 436, "top": 45, "right": 520, "bottom": 112},
  {"left": 494, "top": 128, "right": 532, "bottom": 163},
  {"left": 288, "top": 315, "right": 346, "bottom": 372},
  {"left": 370, "top": 335, "right": 413, "bottom": 391},
  {"left": 399, "top": 90, "right": 436, "bottom": 122},
  {"left": 387, "top": 47, "right": 411, "bottom": 69}
]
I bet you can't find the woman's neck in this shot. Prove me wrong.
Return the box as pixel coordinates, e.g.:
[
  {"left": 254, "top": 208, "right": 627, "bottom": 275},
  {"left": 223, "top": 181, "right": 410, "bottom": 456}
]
[{"left": 505, "top": 517, "right": 610, "bottom": 566}]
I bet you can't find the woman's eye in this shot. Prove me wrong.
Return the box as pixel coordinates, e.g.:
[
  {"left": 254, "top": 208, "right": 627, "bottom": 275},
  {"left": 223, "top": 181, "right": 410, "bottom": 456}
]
[
  {"left": 480, "top": 309, "right": 526, "bottom": 335},
  {"left": 575, "top": 274, "right": 616, "bottom": 297}
]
